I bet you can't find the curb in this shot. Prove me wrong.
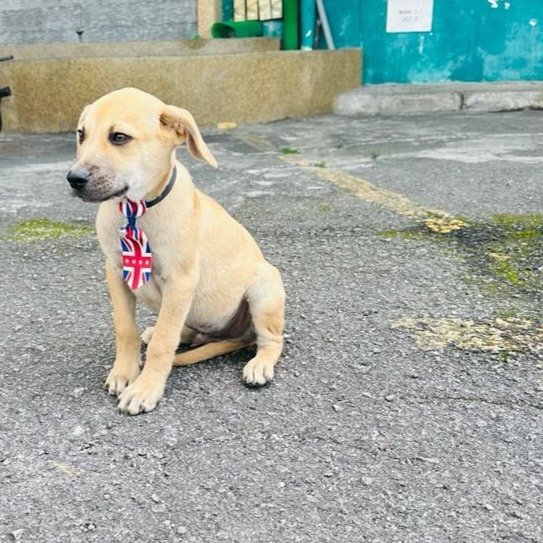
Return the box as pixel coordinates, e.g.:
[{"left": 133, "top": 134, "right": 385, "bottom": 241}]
[{"left": 334, "top": 82, "right": 543, "bottom": 116}]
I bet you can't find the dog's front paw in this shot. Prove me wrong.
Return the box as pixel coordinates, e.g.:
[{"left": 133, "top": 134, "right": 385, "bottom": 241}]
[
  {"left": 105, "top": 364, "right": 140, "bottom": 396},
  {"left": 117, "top": 375, "right": 166, "bottom": 415},
  {"left": 243, "top": 358, "right": 275, "bottom": 387}
]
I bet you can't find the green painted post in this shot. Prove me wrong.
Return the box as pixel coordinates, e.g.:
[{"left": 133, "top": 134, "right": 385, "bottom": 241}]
[{"left": 283, "top": 0, "right": 299, "bottom": 50}]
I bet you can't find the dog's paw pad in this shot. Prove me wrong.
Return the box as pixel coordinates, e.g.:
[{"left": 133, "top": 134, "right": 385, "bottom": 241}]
[
  {"left": 243, "top": 359, "right": 274, "bottom": 387},
  {"left": 141, "top": 327, "right": 155, "bottom": 344}
]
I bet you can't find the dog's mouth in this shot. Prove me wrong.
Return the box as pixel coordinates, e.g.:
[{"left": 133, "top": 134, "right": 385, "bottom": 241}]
[
  {"left": 73, "top": 185, "right": 129, "bottom": 203},
  {"left": 99, "top": 186, "right": 129, "bottom": 201}
]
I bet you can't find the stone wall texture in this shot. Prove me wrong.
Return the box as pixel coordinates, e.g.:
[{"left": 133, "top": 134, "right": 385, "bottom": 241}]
[{"left": 0, "top": 0, "right": 197, "bottom": 45}]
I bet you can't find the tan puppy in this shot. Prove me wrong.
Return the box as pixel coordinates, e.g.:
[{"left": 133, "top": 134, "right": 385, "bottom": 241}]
[{"left": 67, "top": 87, "right": 285, "bottom": 415}]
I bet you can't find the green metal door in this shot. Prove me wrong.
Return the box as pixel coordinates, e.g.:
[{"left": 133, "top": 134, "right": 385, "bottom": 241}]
[{"left": 324, "top": 0, "right": 543, "bottom": 84}]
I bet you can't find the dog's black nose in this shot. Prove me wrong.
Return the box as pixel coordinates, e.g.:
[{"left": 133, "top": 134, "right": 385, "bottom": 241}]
[{"left": 67, "top": 169, "right": 90, "bottom": 189}]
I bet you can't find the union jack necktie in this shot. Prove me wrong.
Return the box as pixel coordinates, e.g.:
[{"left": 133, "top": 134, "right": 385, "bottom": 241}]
[{"left": 119, "top": 199, "right": 152, "bottom": 290}]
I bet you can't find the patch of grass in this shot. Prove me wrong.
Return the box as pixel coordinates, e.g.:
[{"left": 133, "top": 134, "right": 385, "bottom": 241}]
[
  {"left": 370, "top": 151, "right": 380, "bottom": 161},
  {"left": 379, "top": 227, "right": 451, "bottom": 242},
  {"left": 498, "top": 351, "right": 510, "bottom": 363},
  {"left": 379, "top": 228, "right": 421, "bottom": 240},
  {"left": 480, "top": 214, "right": 543, "bottom": 291},
  {"left": 314, "top": 161, "right": 326, "bottom": 168},
  {"left": 489, "top": 259, "right": 527, "bottom": 287},
  {"left": 319, "top": 203, "right": 331, "bottom": 213},
  {"left": 7, "top": 218, "right": 93, "bottom": 243},
  {"left": 495, "top": 307, "right": 520, "bottom": 320},
  {"left": 491, "top": 213, "right": 543, "bottom": 231},
  {"left": 380, "top": 212, "right": 543, "bottom": 298},
  {"left": 281, "top": 147, "right": 299, "bottom": 155}
]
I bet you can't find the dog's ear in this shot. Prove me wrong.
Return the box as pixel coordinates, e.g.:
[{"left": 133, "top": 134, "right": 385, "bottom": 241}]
[{"left": 160, "top": 105, "right": 218, "bottom": 168}]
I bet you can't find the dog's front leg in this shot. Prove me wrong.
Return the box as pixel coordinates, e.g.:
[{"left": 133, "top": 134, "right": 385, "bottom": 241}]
[
  {"left": 117, "top": 270, "right": 197, "bottom": 415},
  {"left": 104, "top": 261, "right": 141, "bottom": 395}
]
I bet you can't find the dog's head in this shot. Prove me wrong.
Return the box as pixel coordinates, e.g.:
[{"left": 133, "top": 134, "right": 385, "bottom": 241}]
[{"left": 66, "top": 87, "right": 217, "bottom": 202}]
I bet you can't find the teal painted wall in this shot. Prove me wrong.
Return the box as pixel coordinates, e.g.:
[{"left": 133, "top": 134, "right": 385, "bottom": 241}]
[
  {"left": 317, "top": 0, "right": 361, "bottom": 49},
  {"left": 321, "top": 0, "right": 543, "bottom": 84}
]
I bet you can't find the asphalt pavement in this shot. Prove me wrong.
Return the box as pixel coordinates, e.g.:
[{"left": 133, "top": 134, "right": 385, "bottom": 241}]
[{"left": 1, "top": 110, "right": 543, "bottom": 543}]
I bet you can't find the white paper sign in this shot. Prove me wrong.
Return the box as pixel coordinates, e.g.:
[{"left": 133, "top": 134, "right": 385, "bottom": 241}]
[{"left": 386, "top": 0, "right": 434, "bottom": 33}]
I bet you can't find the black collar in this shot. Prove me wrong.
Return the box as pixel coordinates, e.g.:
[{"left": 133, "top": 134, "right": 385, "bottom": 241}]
[{"left": 145, "top": 166, "right": 177, "bottom": 208}]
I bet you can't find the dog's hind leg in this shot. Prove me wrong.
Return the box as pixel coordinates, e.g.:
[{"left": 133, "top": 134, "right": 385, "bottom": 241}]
[
  {"left": 243, "top": 263, "right": 285, "bottom": 386},
  {"left": 173, "top": 339, "right": 253, "bottom": 366},
  {"left": 141, "top": 325, "right": 196, "bottom": 345}
]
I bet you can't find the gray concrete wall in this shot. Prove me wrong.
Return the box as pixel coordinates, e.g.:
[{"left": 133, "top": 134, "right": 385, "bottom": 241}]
[{"left": 0, "top": 0, "right": 197, "bottom": 45}]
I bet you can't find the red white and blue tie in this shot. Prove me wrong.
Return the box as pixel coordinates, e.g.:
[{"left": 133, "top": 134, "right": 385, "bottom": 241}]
[{"left": 119, "top": 200, "right": 152, "bottom": 290}]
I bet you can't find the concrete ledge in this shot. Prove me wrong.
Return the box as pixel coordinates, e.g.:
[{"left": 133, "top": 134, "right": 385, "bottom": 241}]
[
  {"left": 335, "top": 88, "right": 461, "bottom": 116},
  {"left": 335, "top": 82, "right": 543, "bottom": 116},
  {"left": 0, "top": 38, "right": 280, "bottom": 60},
  {"left": 463, "top": 90, "right": 543, "bottom": 112},
  {"left": 0, "top": 49, "right": 361, "bottom": 133}
]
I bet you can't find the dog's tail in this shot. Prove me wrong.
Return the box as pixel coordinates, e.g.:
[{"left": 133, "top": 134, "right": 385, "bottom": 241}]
[{"left": 172, "top": 339, "right": 253, "bottom": 366}]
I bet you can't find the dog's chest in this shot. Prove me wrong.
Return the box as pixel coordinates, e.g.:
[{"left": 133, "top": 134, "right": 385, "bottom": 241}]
[{"left": 134, "top": 274, "right": 164, "bottom": 313}]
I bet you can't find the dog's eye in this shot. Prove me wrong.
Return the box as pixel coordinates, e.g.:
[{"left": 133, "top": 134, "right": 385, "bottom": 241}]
[
  {"left": 109, "top": 132, "right": 132, "bottom": 146},
  {"left": 77, "top": 128, "right": 85, "bottom": 144}
]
